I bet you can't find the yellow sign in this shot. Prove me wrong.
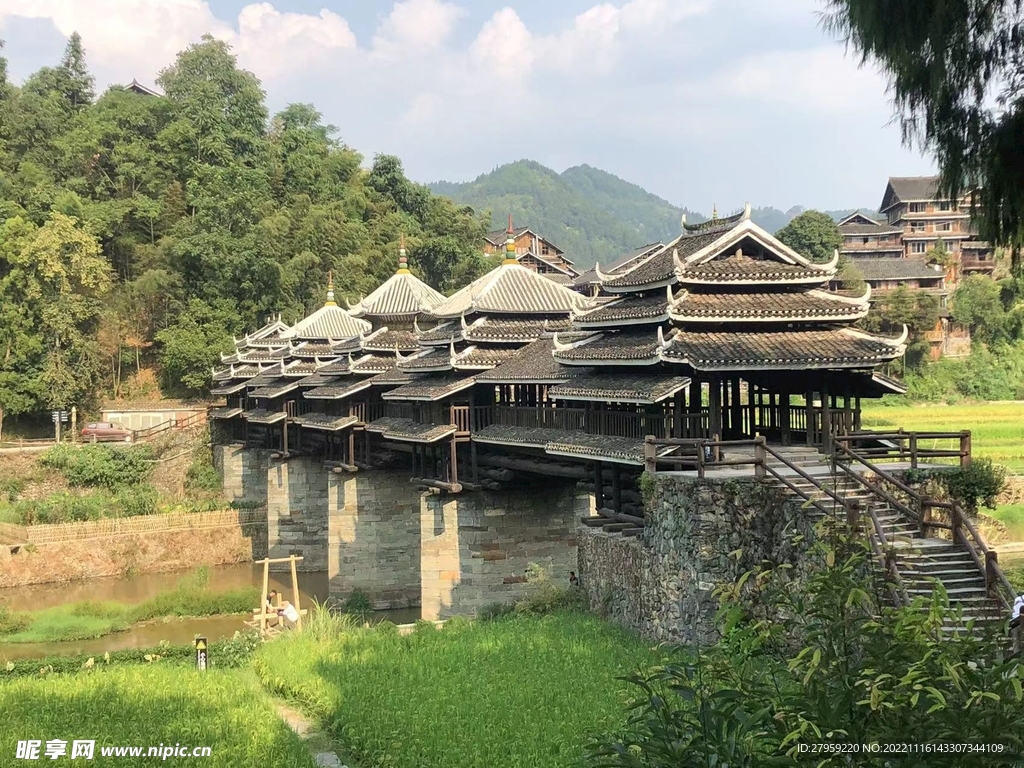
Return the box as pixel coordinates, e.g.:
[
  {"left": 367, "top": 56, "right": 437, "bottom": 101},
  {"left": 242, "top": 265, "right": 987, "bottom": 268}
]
[{"left": 195, "top": 639, "right": 206, "bottom": 650}]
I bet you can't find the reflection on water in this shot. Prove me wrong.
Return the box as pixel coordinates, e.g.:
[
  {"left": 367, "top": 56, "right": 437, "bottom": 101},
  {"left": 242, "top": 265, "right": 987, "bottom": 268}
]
[{"left": 0, "top": 564, "right": 420, "bottom": 661}]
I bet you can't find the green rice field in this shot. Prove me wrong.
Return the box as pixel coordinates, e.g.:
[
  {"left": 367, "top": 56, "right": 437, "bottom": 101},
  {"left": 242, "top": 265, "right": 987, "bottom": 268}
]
[
  {"left": 0, "top": 667, "right": 316, "bottom": 767},
  {"left": 254, "top": 613, "right": 665, "bottom": 768},
  {"left": 860, "top": 401, "right": 1024, "bottom": 472}
]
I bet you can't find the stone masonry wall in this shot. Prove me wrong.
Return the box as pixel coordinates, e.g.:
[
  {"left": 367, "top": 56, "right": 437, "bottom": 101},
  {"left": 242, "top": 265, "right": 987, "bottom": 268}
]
[
  {"left": 578, "top": 476, "right": 814, "bottom": 644},
  {"left": 213, "top": 445, "right": 269, "bottom": 506},
  {"left": 266, "top": 456, "right": 329, "bottom": 572},
  {"left": 329, "top": 471, "right": 422, "bottom": 610},
  {"left": 421, "top": 482, "right": 591, "bottom": 620}
]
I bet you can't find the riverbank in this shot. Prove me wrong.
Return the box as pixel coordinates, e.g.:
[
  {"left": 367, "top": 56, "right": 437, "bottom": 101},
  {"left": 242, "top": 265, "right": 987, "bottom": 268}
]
[{"left": 0, "top": 568, "right": 256, "bottom": 644}]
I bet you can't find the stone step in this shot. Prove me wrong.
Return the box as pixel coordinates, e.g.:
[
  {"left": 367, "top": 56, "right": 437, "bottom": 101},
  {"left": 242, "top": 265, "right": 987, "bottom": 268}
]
[
  {"left": 902, "top": 568, "right": 985, "bottom": 579},
  {"left": 902, "top": 575, "right": 987, "bottom": 587},
  {"left": 906, "top": 586, "right": 990, "bottom": 598}
]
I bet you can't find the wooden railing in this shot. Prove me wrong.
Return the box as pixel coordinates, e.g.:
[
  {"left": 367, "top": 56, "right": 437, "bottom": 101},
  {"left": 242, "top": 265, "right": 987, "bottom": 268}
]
[
  {"left": 131, "top": 411, "right": 206, "bottom": 442},
  {"left": 833, "top": 438, "right": 1018, "bottom": 625},
  {"left": 644, "top": 435, "right": 912, "bottom": 606},
  {"left": 472, "top": 405, "right": 707, "bottom": 440},
  {"left": 836, "top": 431, "right": 971, "bottom": 468},
  {"left": 452, "top": 405, "right": 471, "bottom": 434}
]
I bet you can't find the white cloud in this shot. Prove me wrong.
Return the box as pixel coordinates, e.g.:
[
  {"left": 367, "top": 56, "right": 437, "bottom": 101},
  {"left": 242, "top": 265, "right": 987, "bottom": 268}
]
[
  {"left": 468, "top": 8, "right": 536, "bottom": 81},
  {"left": 372, "top": 0, "right": 466, "bottom": 59},
  {"left": 716, "top": 46, "right": 890, "bottom": 115}
]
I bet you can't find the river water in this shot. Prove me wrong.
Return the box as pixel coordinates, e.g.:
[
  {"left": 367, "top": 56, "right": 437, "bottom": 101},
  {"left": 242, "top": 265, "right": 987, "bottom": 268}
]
[{"left": 0, "top": 564, "right": 419, "bottom": 661}]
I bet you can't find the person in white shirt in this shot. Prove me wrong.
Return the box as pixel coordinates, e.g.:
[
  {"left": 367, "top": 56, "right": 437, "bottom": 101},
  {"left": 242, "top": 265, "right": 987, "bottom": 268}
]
[
  {"left": 278, "top": 600, "right": 300, "bottom": 628},
  {"left": 1012, "top": 594, "right": 1024, "bottom": 630}
]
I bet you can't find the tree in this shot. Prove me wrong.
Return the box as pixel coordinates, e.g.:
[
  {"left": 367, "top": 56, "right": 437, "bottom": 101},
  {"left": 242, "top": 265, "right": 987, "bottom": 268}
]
[
  {"left": 860, "top": 285, "right": 940, "bottom": 369},
  {"left": 155, "top": 299, "right": 237, "bottom": 396},
  {"left": 823, "top": 1, "right": 1024, "bottom": 260},
  {"left": 924, "top": 237, "right": 954, "bottom": 269},
  {"left": 775, "top": 210, "right": 842, "bottom": 264},
  {"left": 58, "top": 32, "right": 94, "bottom": 110},
  {"left": 952, "top": 273, "right": 1008, "bottom": 344}
]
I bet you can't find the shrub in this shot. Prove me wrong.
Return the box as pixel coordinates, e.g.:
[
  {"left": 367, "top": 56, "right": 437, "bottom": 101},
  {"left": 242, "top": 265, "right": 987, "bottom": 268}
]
[
  {"left": 0, "top": 601, "right": 30, "bottom": 636},
  {"left": 185, "top": 435, "right": 222, "bottom": 493},
  {"left": 114, "top": 486, "right": 158, "bottom": 517},
  {"left": 39, "top": 444, "right": 154, "bottom": 489},
  {"left": 0, "top": 477, "right": 25, "bottom": 502},
  {"left": 339, "top": 589, "right": 372, "bottom": 619},
  {"left": 478, "top": 601, "right": 516, "bottom": 621},
  {"left": 943, "top": 457, "right": 1008, "bottom": 512}
]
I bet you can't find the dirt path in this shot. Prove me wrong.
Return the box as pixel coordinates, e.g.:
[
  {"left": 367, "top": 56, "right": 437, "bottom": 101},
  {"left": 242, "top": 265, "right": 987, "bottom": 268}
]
[{"left": 275, "top": 701, "right": 352, "bottom": 768}]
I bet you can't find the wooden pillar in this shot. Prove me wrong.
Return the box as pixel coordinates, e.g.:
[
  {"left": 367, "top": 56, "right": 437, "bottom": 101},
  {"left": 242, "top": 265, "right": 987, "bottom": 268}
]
[
  {"left": 747, "top": 381, "right": 756, "bottom": 436},
  {"left": 730, "top": 376, "right": 742, "bottom": 438},
  {"left": 673, "top": 389, "right": 683, "bottom": 438},
  {"left": 781, "top": 391, "right": 792, "bottom": 446},
  {"left": 470, "top": 439, "right": 479, "bottom": 482},
  {"left": 593, "top": 461, "right": 605, "bottom": 510},
  {"left": 854, "top": 396, "right": 862, "bottom": 432},
  {"left": 804, "top": 388, "right": 814, "bottom": 446},
  {"left": 611, "top": 463, "right": 621, "bottom": 514},
  {"left": 449, "top": 435, "right": 459, "bottom": 486},
  {"left": 708, "top": 377, "right": 722, "bottom": 441},
  {"left": 689, "top": 379, "right": 700, "bottom": 414},
  {"left": 821, "top": 382, "right": 832, "bottom": 451}
]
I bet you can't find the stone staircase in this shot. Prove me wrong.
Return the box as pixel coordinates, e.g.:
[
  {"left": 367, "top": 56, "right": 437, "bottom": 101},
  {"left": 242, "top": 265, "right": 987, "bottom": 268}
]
[{"left": 765, "top": 449, "right": 1005, "bottom": 633}]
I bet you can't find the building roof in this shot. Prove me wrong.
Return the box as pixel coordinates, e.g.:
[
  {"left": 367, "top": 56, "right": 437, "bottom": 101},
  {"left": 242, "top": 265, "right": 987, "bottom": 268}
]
[
  {"left": 365, "top": 417, "right": 457, "bottom": 443},
  {"left": 381, "top": 374, "right": 476, "bottom": 401},
  {"left": 209, "top": 381, "right": 249, "bottom": 396},
  {"left": 850, "top": 258, "right": 944, "bottom": 282},
  {"left": 461, "top": 316, "right": 570, "bottom": 344},
  {"left": 234, "top": 317, "right": 291, "bottom": 347},
  {"left": 572, "top": 292, "right": 670, "bottom": 327},
  {"left": 283, "top": 302, "right": 371, "bottom": 341},
  {"left": 545, "top": 432, "right": 650, "bottom": 466},
  {"left": 474, "top": 337, "right": 588, "bottom": 384},
  {"left": 427, "top": 261, "right": 591, "bottom": 318},
  {"left": 452, "top": 345, "right": 522, "bottom": 370},
  {"left": 552, "top": 330, "right": 661, "bottom": 365},
  {"left": 397, "top": 347, "right": 452, "bottom": 372},
  {"left": 661, "top": 328, "right": 906, "bottom": 371},
  {"left": 125, "top": 79, "right": 162, "bottom": 97},
  {"left": 360, "top": 328, "right": 420, "bottom": 353},
  {"left": 350, "top": 353, "right": 403, "bottom": 374},
  {"left": 249, "top": 380, "right": 299, "bottom": 399},
  {"left": 209, "top": 406, "right": 244, "bottom": 419},
  {"left": 962, "top": 240, "right": 993, "bottom": 250},
  {"left": 484, "top": 226, "right": 565, "bottom": 256},
  {"left": 677, "top": 253, "right": 835, "bottom": 285},
  {"left": 290, "top": 413, "right": 359, "bottom": 431},
  {"left": 242, "top": 408, "right": 286, "bottom": 424},
  {"left": 839, "top": 221, "right": 903, "bottom": 236},
  {"left": 880, "top": 176, "right": 941, "bottom": 212},
  {"left": 837, "top": 211, "right": 882, "bottom": 227},
  {"left": 670, "top": 288, "right": 870, "bottom": 322},
  {"left": 304, "top": 377, "right": 374, "bottom": 400},
  {"left": 349, "top": 267, "right": 446, "bottom": 319},
  {"left": 549, "top": 373, "right": 690, "bottom": 404}
]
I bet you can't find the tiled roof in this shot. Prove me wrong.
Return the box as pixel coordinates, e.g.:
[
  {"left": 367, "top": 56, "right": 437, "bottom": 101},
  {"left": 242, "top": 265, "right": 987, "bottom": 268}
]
[
  {"left": 283, "top": 303, "right": 371, "bottom": 341},
  {"left": 368, "top": 367, "right": 411, "bottom": 386},
  {"left": 209, "top": 406, "right": 243, "bottom": 419},
  {"left": 839, "top": 222, "right": 902, "bottom": 236},
  {"left": 475, "top": 338, "right": 588, "bottom": 383},
  {"left": 351, "top": 353, "right": 402, "bottom": 374},
  {"left": 549, "top": 373, "right": 689, "bottom": 404},
  {"left": 682, "top": 210, "right": 746, "bottom": 234},
  {"left": 249, "top": 380, "right": 299, "bottom": 399},
  {"left": 473, "top": 424, "right": 569, "bottom": 448},
  {"left": 851, "top": 258, "right": 943, "bottom": 282},
  {"left": 463, "top": 316, "right": 571, "bottom": 343},
  {"left": 209, "top": 381, "right": 248, "bottom": 396},
  {"left": 397, "top": 347, "right": 452, "bottom": 372},
  {"left": 317, "top": 358, "right": 353, "bottom": 375},
  {"left": 360, "top": 328, "right": 420, "bottom": 352},
  {"left": 484, "top": 226, "right": 531, "bottom": 245},
  {"left": 962, "top": 240, "right": 992, "bottom": 249},
  {"left": 235, "top": 317, "right": 291, "bottom": 346},
  {"left": 245, "top": 333, "right": 290, "bottom": 348},
  {"left": 350, "top": 270, "right": 446, "bottom": 318},
  {"left": 671, "top": 289, "right": 869, "bottom": 321},
  {"left": 289, "top": 343, "right": 337, "bottom": 358},
  {"left": 295, "top": 372, "right": 345, "bottom": 388},
  {"left": 213, "top": 364, "right": 260, "bottom": 381},
  {"left": 280, "top": 361, "right": 320, "bottom": 377},
  {"left": 242, "top": 408, "right": 286, "bottom": 424},
  {"left": 290, "top": 413, "right": 359, "bottom": 431},
  {"left": 573, "top": 293, "right": 669, "bottom": 326},
  {"left": 677, "top": 253, "right": 833, "bottom": 284},
  {"left": 662, "top": 328, "right": 905, "bottom": 370},
  {"left": 428, "top": 262, "right": 590, "bottom": 318},
  {"left": 365, "top": 417, "right": 457, "bottom": 443},
  {"left": 552, "top": 330, "right": 661, "bottom": 365},
  {"left": 883, "top": 176, "right": 940, "bottom": 208},
  {"left": 242, "top": 373, "right": 285, "bottom": 389},
  {"left": 381, "top": 374, "right": 476, "bottom": 401},
  {"left": 603, "top": 230, "right": 723, "bottom": 289},
  {"left": 415, "top": 321, "right": 459, "bottom": 345},
  {"left": 452, "top": 345, "right": 521, "bottom": 370},
  {"left": 304, "top": 377, "right": 374, "bottom": 400},
  {"left": 221, "top": 348, "right": 288, "bottom": 364},
  {"left": 607, "top": 243, "right": 664, "bottom": 273},
  {"left": 545, "top": 433, "right": 648, "bottom": 465}
]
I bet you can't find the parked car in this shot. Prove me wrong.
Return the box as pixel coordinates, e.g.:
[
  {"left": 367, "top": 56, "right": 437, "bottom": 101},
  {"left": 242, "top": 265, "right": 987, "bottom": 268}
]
[{"left": 81, "top": 422, "right": 133, "bottom": 443}]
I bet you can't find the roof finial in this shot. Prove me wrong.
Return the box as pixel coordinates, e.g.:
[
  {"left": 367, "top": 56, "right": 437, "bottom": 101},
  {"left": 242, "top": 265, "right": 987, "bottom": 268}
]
[
  {"left": 712, "top": 204, "right": 718, "bottom": 221},
  {"left": 680, "top": 212, "right": 686, "bottom": 231},
  {"left": 397, "top": 234, "right": 410, "bottom": 274},
  {"left": 325, "top": 270, "right": 337, "bottom": 306},
  {"left": 742, "top": 201, "right": 751, "bottom": 220},
  {"left": 503, "top": 213, "right": 517, "bottom": 265}
]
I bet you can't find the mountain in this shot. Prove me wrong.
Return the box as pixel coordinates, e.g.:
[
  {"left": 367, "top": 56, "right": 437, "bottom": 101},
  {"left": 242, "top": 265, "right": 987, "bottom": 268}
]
[
  {"left": 430, "top": 161, "right": 702, "bottom": 269},
  {"left": 430, "top": 160, "right": 876, "bottom": 268}
]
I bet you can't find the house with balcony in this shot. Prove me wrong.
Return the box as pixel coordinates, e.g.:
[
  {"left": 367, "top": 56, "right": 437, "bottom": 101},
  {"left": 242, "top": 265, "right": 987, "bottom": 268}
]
[
  {"left": 837, "top": 212, "right": 904, "bottom": 259},
  {"left": 482, "top": 220, "right": 580, "bottom": 285}
]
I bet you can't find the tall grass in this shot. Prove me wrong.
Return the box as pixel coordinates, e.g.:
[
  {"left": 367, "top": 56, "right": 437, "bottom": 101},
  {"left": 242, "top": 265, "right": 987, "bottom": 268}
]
[
  {"left": 861, "top": 401, "right": 1024, "bottom": 471},
  {"left": 254, "top": 611, "right": 667, "bottom": 768},
  {"left": 0, "top": 568, "right": 257, "bottom": 643},
  {"left": 0, "top": 667, "right": 317, "bottom": 767}
]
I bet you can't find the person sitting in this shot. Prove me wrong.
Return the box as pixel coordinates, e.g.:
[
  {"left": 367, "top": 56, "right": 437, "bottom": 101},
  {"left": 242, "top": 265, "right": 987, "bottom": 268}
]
[
  {"left": 263, "top": 590, "right": 281, "bottom": 628},
  {"left": 569, "top": 571, "right": 579, "bottom": 587},
  {"left": 277, "top": 599, "right": 300, "bottom": 629},
  {"left": 1012, "top": 594, "right": 1024, "bottom": 631}
]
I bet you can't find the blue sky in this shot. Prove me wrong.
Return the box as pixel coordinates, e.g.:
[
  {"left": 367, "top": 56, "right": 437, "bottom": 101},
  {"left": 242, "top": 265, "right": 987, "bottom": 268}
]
[{"left": 0, "top": 0, "right": 935, "bottom": 212}]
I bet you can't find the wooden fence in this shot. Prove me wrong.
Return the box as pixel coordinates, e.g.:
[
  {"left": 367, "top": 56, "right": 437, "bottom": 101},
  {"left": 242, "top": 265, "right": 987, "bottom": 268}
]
[{"left": 0, "top": 508, "right": 265, "bottom": 545}]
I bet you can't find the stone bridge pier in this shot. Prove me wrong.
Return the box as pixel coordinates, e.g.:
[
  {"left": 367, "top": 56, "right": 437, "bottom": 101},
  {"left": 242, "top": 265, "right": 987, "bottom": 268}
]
[{"left": 214, "top": 446, "right": 589, "bottom": 616}]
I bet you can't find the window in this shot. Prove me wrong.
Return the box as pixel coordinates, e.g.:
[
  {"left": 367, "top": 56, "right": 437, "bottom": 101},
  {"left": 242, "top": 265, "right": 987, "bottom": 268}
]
[
  {"left": 939, "top": 221, "right": 952, "bottom": 231},
  {"left": 979, "top": 254, "right": 988, "bottom": 261},
  {"left": 948, "top": 241, "right": 959, "bottom": 252},
  {"left": 911, "top": 242, "right": 927, "bottom": 254},
  {"left": 910, "top": 202, "right": 926, "bottom": 213},
  {"left": 938, "top": 201, "right": 952, "bottom": 211},
  {"left": 940, "top": 295, "right": 948, "bottom": 309},
  {"left": 910, "top": 221, "right": 925, "bottom": 232},
  {"left": 541, "top": 244, "right": 550, "bottom": 256},
  {"left": 862, "top": 237, "right": 870, "bottom": 244}
]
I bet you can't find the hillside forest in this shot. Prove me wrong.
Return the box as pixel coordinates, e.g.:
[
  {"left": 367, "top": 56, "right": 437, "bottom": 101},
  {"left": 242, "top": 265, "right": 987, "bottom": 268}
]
[{"left": 0, "top": 34, "right": 488, "bottom": 437}]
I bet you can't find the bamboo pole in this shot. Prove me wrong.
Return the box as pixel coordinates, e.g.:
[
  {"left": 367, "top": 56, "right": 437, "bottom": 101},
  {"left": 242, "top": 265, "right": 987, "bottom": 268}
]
[
  {"left": 290, "top": 554, "right": 303, "bottom": 632},
  {"left": 259, "top": 558, "right": 270, "bottom": 633}
]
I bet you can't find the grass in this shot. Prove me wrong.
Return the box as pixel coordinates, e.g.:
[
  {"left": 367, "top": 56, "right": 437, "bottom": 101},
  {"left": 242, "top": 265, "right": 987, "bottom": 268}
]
[
  {"left": 0, "top": 568, "right": 257, "bottom": 643},
  {"left": 253, "top": 611, "right": 668, "bottom": 768},
  {"left": 0, "top": 667, "right": 317, "bottom": 767},
  {"left": 990, "top": 503, "right": 1024, "bottom": 542},
  {"left": 861, "top": 401, "right": 1024, "bottom": 471}
]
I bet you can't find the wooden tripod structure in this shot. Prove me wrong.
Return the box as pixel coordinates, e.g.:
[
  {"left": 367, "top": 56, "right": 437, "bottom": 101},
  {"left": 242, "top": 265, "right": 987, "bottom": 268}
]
[{"left": 253, "top": 555, "right": 306, "bottom": 634}]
